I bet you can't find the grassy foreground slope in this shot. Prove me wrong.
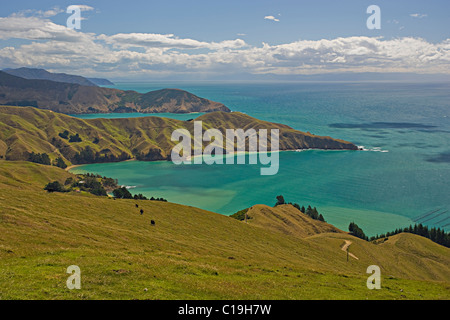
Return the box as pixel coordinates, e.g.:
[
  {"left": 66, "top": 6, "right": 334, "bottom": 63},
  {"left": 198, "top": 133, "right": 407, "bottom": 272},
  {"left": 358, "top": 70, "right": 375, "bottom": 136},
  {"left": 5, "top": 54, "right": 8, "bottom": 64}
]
[
  {"left": 0, "top": 161, "right": 448, "bottom": 299},
  {"left": 0, "top": 106, "right": 357, "bottom": 164}
]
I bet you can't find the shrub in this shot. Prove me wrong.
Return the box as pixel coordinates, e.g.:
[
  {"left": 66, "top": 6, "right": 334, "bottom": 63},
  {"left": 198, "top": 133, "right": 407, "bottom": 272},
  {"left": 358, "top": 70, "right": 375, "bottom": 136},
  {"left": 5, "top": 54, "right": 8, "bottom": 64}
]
[
  {"left": 28, "top": 152, "right": 51, "bottom": 165},
  {"left": 54, "top": 157, "right": 67, "bottom": 169},
  {"left": 274, "top": 195, "right": 285, "bottom": 206},
  {"left": 349, "top": 222, "right": 368, "bottom": 241},
  {"left": 230, "top": 208, "right": 250, "bottom": 221},
  {"left": 44, "top": 181, "right": 65, "bottom": 192},
  {"left": 113, "top": 187, "right": 133, "bottom": 199},
  {"left": 58, "top": 130, "right": 70, "bottom": 140},
  {"left": 69, "top": 133, "right": 82, "bottom": 143}
]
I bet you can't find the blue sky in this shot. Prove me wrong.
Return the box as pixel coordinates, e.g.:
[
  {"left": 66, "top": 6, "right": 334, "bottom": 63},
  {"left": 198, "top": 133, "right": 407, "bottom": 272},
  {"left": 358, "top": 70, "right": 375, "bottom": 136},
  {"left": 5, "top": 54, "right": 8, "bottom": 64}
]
[{"left": 0, "top": 0, "right": 449, "bottom": 79}]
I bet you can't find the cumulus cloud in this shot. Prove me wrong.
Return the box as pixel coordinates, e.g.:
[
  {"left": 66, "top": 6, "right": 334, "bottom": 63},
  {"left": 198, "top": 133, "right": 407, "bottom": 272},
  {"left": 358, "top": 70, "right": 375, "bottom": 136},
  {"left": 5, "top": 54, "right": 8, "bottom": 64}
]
[
  {"left": 264, "top": 16, "right": 280, "bottom": 22},
  {"left": 14, "top": 7, "right": 65, "bottom": 18},
  {"left": 99, "top": 33, "right": 246, "bottom": 50},
  {"left": 0, "top": 14, "right": 449, "bottom": 77},
  {"left": 0, "top": 15, "right": 91, "bottom": 42}
]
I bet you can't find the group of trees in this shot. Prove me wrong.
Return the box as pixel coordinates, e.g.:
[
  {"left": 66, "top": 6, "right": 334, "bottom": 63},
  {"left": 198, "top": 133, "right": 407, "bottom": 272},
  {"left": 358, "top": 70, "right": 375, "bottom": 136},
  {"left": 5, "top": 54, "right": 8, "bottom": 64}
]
[
  {"left": 45, "top": 173, "right": 119, "bottom": 197},
  {"left": 348, "top": 222, "right": 369, "bottom": 241},
  {"left": 54, "top": 157, "right": 67, "bottom": 169},
  {"left": 72, "top": 146, "right": 130, "bottom": 164},
  {"left": 59, "top": 130, "right": 82, "bottom": 143},
  {"left": 370, "top": 224, "right": 450, "bottom": 248},
  {"left": 302, "top": 205, "right": 326, "bottom": 222},
  {"left": 69, "top": 133, "right": 82, "bottom": 143},
  {"left": 275, "top": 195, "right": 326, "bottom": 222},
  {"left": 44, "top": 181, "right": 67, "bottom": 193},
  {"left": 44, "top": 173, "right": 168, "bottom": 203},
  {"left": 112, "top": 187, "right": 133, "bottom": 199},
  {"left": 230, "top": 208, "right": 251, "bottom": 221},
  {"left": 347, "top": 222, "right": 449, "bottom": 248},
  {"left": 112, "top": 186, "right": 167, "bottom": 202},
  {"left": 79, "top": 176, "right": 108, "bottom": 196},
  {"left": 27, "top": 152, "right": 67, "bottom": 169},
  {"left": 28, "top": 152, "right": 51, "bottom": 165},
  {"left": 58, "top": 130, "right": 70, "bottom": 140}
]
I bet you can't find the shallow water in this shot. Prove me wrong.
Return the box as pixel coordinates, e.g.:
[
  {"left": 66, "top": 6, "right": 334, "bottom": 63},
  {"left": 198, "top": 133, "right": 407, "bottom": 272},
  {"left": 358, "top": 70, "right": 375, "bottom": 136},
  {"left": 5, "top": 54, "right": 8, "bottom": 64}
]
[{"left": 70, "top": 82, "right": 450, "bottom": 236}]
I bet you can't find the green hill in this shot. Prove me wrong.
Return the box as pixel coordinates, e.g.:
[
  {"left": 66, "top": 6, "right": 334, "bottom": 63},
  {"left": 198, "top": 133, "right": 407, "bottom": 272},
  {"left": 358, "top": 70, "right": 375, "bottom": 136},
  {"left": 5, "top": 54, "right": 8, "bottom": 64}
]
[
  {"left": 0, "top": 71, "right": 229, "bottom": 114},
  {"left": 0, "top": 161, "right": 448, "bottom": 299},
  {"left": 0, "top": 106, "right": 357, "bottom": 164},
  {"left": 244, "top": 204, "right": 344, "bottom": 238}
]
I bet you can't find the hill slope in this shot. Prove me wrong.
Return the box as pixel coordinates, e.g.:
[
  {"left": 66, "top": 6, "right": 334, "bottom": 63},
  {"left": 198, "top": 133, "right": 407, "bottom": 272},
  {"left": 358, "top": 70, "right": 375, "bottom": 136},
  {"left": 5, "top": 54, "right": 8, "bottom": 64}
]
[
  {"left": 0, "top": 161, "right": 448, "bottom": 299},
  {"left": 0, "top": 71, "right": 229, "bottom": 114},
  {"left": 244, "top": 204, "right": 344, "bottom": 238},
  {"left": 0, "top": 106, "right": 358, "bottom": 164}
]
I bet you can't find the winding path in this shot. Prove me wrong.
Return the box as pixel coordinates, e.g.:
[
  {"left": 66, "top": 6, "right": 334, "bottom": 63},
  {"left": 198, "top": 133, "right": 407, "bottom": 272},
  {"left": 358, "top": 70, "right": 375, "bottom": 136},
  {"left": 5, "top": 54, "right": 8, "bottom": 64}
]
[{"left": 341, "top": 240, "right": 359, "bottom": 260}]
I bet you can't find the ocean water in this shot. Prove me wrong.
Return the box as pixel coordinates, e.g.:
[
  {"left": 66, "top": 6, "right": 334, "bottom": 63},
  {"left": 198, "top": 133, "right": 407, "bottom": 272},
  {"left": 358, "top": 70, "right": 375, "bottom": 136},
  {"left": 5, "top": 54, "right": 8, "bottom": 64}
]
[{"left": 70, "top": 81, "right": 450, "bottom": 236}]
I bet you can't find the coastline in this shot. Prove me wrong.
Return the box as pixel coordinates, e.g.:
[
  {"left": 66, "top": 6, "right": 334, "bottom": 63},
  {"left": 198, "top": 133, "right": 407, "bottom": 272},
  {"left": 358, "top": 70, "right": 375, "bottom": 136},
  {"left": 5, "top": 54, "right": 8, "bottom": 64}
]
[
  {"left": 66, "top": 148, "right": 360, "bottom": 172},
  {"left": 65, "top": 164, "right": 81, "bottom": 171},
  {"left": 66, "top": 158, "right": 137, "bottom": 172}
]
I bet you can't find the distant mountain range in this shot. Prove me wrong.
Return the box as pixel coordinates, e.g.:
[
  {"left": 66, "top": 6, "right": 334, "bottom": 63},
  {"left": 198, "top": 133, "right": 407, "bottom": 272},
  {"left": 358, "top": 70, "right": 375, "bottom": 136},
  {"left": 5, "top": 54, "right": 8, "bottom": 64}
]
[
  {"left": 0, "top": 70, "right": 230, "bottom": 114},
  {"left": 3, "top": 67, "right": 114, "bottom": 86}
]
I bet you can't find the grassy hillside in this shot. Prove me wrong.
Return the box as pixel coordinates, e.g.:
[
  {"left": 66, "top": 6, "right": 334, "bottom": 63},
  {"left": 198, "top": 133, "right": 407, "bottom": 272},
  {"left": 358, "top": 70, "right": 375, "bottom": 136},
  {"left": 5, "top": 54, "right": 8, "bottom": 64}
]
[
  {"left": 244, "top": 204, "right": 344, "bottom": 238},
  {"left": 0, "top": 71, "right": 229, "bottom": 114},
  {"left": 0, "top": 106, "right": 357, "bottom": 165},
  {"left": 0, "top": 161, "right": 448, "bottom": 299}
]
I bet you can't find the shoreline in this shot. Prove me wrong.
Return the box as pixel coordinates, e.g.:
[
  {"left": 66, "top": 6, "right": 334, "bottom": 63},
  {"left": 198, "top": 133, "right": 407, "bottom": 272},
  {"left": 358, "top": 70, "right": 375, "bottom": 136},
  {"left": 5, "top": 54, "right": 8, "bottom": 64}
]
[
  {"left": 66, "top": 148, "right": 360, "bottom": 172},
  {"left": 66, "top": 158, "right": 137, "bottom": 172}
]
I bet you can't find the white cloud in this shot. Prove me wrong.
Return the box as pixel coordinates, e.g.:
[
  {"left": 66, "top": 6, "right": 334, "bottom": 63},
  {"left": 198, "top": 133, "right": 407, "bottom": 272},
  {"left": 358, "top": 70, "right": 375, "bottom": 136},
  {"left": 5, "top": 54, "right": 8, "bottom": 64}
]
[
  {"left": 410, "top": 13, "right": 427, "bottom": 18},
  {"left": 0, "top": 14, "right": 449, "bottom": 77},
  {"left": 264, "top": 16, "right": 280, "bottom": 22},
  {"left": 14, "top": 7, "right": 65, "bottom": 18},
  {"left": 99, "top": 33, "right": 246, "bottom": 50},
  {"left": 0, "top": 15, "right": 91, "bottom": 42}
]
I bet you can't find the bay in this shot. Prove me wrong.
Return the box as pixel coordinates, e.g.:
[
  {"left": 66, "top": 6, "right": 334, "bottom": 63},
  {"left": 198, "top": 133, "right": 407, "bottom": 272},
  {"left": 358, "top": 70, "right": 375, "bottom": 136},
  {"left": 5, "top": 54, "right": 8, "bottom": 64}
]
[{"left": 70, "top": 81, "right": 450, "bottom": 236}]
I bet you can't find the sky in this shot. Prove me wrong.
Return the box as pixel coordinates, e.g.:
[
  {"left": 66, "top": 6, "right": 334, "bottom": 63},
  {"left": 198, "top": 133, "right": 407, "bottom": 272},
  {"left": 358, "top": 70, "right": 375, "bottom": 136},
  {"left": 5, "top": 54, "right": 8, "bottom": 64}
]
[{"left": 0, "top": 0, "right": 449, "bottom": 80}]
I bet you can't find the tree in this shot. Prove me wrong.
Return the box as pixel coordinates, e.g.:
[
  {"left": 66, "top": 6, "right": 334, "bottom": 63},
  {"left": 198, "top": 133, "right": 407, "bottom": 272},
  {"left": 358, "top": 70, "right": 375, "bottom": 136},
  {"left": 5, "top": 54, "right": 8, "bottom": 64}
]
[
  {"left": 28, "top": 152, "right": 51, "bottom": 165},
  {"left": 348, "top": 222, "right": 368, "bottom": 241},
  {"left": 54, "top": 157, "right": 67, "bottom": 169},
  {"left": 230, "top": 208, "right": 250, "bottom": 221},
  {"left": 275, "top": 195, "right": 285, "bottom": 206},
  {"left": 69, "top": 133, "right": 82, "bottom": 143},
  {"left": 112, "top": 187, "right": 133, "bottom": 199},
  {"left": 58, "top": 130, "right": 70, "bottom": 140},
  {"left": 134, "top": 194, "right": 148, "bottom": 200},
  {"left": 44, "top": 181, "right": 65, "bottom": 192}
]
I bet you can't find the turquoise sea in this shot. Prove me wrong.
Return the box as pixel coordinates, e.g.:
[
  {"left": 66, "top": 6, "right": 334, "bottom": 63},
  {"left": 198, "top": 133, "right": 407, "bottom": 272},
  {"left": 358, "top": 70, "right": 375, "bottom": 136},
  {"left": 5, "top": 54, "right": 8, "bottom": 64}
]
[{"left": 70, "top": 81, "right": 450, "bottom": 236}]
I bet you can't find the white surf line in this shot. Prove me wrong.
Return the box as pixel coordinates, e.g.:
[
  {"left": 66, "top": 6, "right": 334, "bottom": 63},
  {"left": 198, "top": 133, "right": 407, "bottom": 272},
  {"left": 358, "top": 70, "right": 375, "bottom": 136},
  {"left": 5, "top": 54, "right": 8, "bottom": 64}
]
[{"left": 341, "top": 240, "right": 359, "bottom": 260}]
